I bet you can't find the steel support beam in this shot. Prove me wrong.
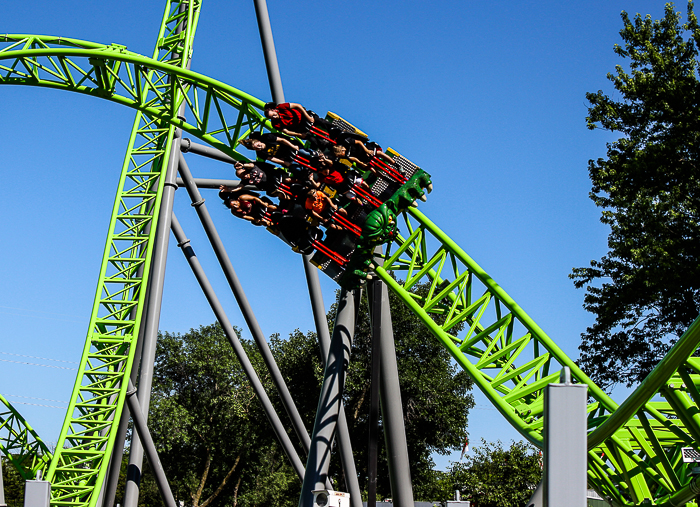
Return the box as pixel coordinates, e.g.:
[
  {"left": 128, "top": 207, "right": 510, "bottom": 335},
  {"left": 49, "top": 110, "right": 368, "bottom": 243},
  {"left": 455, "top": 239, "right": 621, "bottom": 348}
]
[
  {"left": 181, "top": 138, "right": 235, "bottom": 164},
  {"left": 300, "top": 289, "right": 359, "bottom": 507},
  {"left": 0, "top": 457, "right": 6, "bottom": 507},
  {"left": 101, "top": 315, "right": 147, "bottom": 507},
  {"left": 543, "top": 368, "right": 587, "bottom": 507},
  {"left": 252, "top": 0, "right": 360, "bottom": 500},
  {"left": 663, "top": 476, "right": 700, "bottom": 506},
  {"left": 526, "top": 482, "right": 543, "bottom": 507},
  {"left": 170, "top": 212, "right": 306, "bottom": 479},
  {"left": 121, "top": 118, "right": 182, "bottom": 507},
  {"left": 367, "top": 279, "right": 382, "bottom": 507},
  {"left": 368, "top": 279, "right": 414, "bottom": 507},
  {"left": 24, "top": 477, "right": 50, "bottom": 507},
  {"left": 125, "top": 380, "right": 177, "bottom": 507},
  {"left": 176, "top": 177, "right": 240, "bottom": 189},
  {"left": 177, "top": 153, "right": 312, "bottom": 454},
  {"left": 302, "top": 260, "right": 361, "bottom": 504},
  {"left": 252, "top": 0, "right": 285, "bottom": 104}
]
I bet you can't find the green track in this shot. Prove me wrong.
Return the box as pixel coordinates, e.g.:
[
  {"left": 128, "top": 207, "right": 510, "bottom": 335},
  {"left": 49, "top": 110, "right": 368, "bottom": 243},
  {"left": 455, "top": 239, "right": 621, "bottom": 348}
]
[
  {"left": 2, "top": 3, "right": 700, "bottom": 505},
  {"left": 0, "top": 394, "right": 51, "bottom": 480},
  {"left": 376, "top": 209, "right": 700, "bottom": 506}
]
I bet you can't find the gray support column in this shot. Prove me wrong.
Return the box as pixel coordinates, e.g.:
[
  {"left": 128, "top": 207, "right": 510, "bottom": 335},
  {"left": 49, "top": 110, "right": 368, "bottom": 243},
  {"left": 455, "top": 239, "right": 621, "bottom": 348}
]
[
  {"left": 176, "top": 177, "right": 241, "bottom": 189},
  {"left": 23, "top": 474, "right": 50, "bottom": 507},
  {"left": 367, "top": 280, "right": 382, "bottom": 507},
  {"left": 170, "top": 213, "right": 306, "bottom": 479},
  {"left": 122, "top": 123, "right": 183, "bottom": 507},
  {"left": 299, "top": 289, "right": 359, "bottom": 507},
  {"left": 125, "top": 380, "right": 177, "bottom": 507},
  {"left": 178, "top": 153, "right": 312, "bottom": 453},
  {"left": 302, "top": 261, "right": 361, "bottom": 503},
  {"left": 0, "top": 457, "right": 6, "bottom": 507},
  {"left": 302, "top": 257, "right": 331, "bottom": 354},
  {"left": 368, "top": 279, "right": 414, "bottom": 507},
  {"left": 526, "top": 481, "right": 543, "bottom": 507},
  {"left": 252, "top": 0, "right": 361, "bottom": 495},
  {"left": 253, "top": 0, "right": 359, "bottom": 499},
  {"left": 252, "top": 0, "right": 285, "bottom": 104},
  {"left": 181, "top": 138, "right": 236, "bottom": 164},
  {"left": 543, "top": 368, "right": 587, "bottom": 507},
  {"left": 101, "top": 382, "right": 135, "bottom": 507},
  {"left": 332, "top": 357, "right": 361, "bottom": 503},
  {"left": 101, "top": 319, "right": 147, "bottom": 507}
]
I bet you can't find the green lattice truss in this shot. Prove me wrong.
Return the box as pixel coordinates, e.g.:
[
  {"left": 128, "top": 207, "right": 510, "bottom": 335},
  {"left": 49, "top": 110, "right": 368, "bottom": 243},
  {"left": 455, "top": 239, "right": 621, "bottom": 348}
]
[
  {"left": 0, "top": 394, "right": 52, "bottom": 480},
  {"left": 2, "top": 3, "right": 700, "bottom": 506}
]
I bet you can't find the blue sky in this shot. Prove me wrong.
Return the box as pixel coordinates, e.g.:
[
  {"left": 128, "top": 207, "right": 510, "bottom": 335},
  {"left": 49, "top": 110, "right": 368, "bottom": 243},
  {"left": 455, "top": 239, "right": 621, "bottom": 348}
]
[{"left": 0, "top": 0, "right": 673, "bottom": 471}]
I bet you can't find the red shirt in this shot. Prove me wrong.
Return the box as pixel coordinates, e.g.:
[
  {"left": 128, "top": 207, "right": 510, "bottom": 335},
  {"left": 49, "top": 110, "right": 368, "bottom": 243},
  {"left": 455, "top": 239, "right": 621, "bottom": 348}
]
[
  {"left": 271, "top": 103, "right": 304, "bottom": 130},
  {"left": 319, "top": 170, "right": 345, "bottom": 186}
]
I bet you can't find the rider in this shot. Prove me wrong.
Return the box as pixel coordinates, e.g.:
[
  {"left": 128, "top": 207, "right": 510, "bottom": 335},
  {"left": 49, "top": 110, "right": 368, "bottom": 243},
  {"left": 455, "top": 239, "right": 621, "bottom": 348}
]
[
  {"left": 239, "top": 132, "right": 303, "bottom": 167},
  {"left": 220, "top": 186, "right": 277, "bottom": 227},
  {"left": 234, "top": 161, "right": 284, "bottom": 196},
  {"left": 263, "top": 102, "right": 316, "bottom": 138},
  {"left": 304, "top": 189, "right": 345, "bottom": 231}
]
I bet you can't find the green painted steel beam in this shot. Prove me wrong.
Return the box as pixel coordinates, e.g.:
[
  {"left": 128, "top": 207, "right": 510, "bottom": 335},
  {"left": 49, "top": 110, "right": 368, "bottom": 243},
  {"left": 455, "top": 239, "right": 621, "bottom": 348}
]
[
  {"left": 588, "top": 318, "right": 700, "bottom": 448},
  {"left": 0, "top": 395, "right": 51, "bottom": 480},
  {"left": 374, "top": 208, "right": 700, "bottom": 505},
  {"left": 0, "top": 34, "right": 266, "bottom": 162},
  {"left": 1, "top": 2, "right": 205, "bottom": 506}
]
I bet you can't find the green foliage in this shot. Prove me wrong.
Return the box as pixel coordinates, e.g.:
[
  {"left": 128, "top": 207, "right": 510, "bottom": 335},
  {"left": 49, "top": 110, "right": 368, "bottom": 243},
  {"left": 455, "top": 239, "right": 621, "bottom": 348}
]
[
  {"left": 572, "top": 1, "right": 700, "bottom": 388},
  {"left": 444, "top": 440, "right": 541, "bottom": 507},
  {"left": 2, "top": 457, "right": 26, "bottom": 507},
  {"left": 145, "top": 324, "right": 298, "bottom": 507},
  {"left": 142, "top": 281, "right": 474, "bottom": 505}
]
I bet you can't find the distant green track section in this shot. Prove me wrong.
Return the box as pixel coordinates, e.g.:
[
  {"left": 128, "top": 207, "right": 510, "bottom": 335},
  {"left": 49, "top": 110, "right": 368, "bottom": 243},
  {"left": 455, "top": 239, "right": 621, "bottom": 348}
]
[
  {"left": 3, "top": 14, "right": 700, "bottom": 507},
  {"left": 0, "top": 395, "right": 52, "bottom": 479}
]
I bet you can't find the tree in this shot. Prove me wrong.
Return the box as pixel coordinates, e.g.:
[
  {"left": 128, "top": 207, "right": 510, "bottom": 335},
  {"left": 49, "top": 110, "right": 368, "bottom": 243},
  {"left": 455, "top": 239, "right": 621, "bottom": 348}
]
[
  {"left": 572, "top": 1, "right": 700, "bottom": 388},
  {"left": 145, "top": 324, "right": 298, "bottom": 507},
  {"left": 272, "top": 283, "right": 474, "bottom": 501},
  {"left": 444, "top": 440, "right": 541, "bottom": 507},
  {"left": 2, "top": 457, "right": 26, "bottom": 507},
  {"left": 144, "top": 280, "right": 473, "bottom": 505}
]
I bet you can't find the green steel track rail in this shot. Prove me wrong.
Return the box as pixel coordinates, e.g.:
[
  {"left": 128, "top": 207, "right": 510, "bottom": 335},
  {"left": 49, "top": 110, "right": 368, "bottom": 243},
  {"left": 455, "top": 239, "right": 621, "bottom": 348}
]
[
  {"left": 0, "top": 34, "right": 266, "bottom": 162},
  {"left": 375, "top": 209, "right": 700, "bottom": 506},
  {"left": 3, "top": 19, "right": 700, "bottom": 507},
  {"left": 0, "top": 1, "right": 207, "bottom": 504},
  {"left": 44, "top": 2, "right": 202, "bottom": 506},
  {"left": 0, "top": 395, "right": 52, "bottom": 480}
]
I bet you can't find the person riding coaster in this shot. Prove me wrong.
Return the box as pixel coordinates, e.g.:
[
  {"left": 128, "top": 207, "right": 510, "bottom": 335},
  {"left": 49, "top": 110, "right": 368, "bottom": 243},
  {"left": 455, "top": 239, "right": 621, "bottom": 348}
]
[
  {"left": 232, "top": 105, "right": 434, "bottom": 285},
  {"left": 304, "top": 189, "right": 347, "bottom": 231},
  {"left": 263, "top": 102, "right": 315, "bottom": 138},
  {"left": 268, "top": 199, "right": 323, "bottom": 256},
  {"left": 264, "top": 101, "right": 336, "bottom": 141},
  {"left": 219, "top": 186, "right": 277, "bottom": 227},
  {"left": 234, "top": 160, "right": 286, "bottom": 196},
  {"left": 308, "top": 155, "right": 371, "bottom": 207},
  {"left": 239, "top": 132, "right": 303, "bottom": 167}
]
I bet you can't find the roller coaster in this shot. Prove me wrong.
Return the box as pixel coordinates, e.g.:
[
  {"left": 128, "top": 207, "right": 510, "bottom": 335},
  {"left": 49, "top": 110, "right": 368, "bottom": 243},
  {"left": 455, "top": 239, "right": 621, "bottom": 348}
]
[{"left": 3, "top": 2, "right": 700, "bottom": 507}]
